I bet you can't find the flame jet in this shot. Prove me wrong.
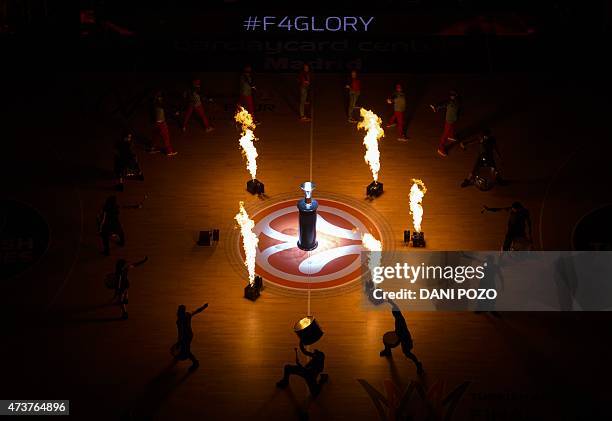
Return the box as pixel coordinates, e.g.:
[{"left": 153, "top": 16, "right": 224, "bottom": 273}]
[
  {"left": 409, "top": 179, "right": 427, "bottom": 232},
  {"left": 357, "top": 108, "right": 385, "bottom": 182},
  {"left": 235, "top": 201, "right": 259, "bottom": 285},
  {"left": 361, "top": 233, "right": 383, "bottom": 277},
  {"left": 234, "top": 107, "right": 258, "bottom": 180}
]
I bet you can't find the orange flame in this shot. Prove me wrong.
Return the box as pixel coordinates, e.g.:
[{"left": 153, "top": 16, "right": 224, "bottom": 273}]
[
  {"left": 234, "top": 201, "right": 259, "bottom": 285},
  {"left": 409, "top": 179, "right": 427, "bottom": 232},
  {"left": 357, "top": 108, "right": 385, "bottom": 182},
  {"left": 362, "top": 233, "right": 383, "bottom": 276},
  {"left": 234, "top": 107, "right": 258, "bottom": 179}
]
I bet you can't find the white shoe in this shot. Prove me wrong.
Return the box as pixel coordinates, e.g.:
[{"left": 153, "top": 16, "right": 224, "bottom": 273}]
[{"left": 397, "top": 137, "right": 408, "bottom": 142}]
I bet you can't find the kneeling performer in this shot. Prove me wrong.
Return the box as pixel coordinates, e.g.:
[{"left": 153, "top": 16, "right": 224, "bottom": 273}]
[{"left": 277, "top": 340, "right": 328, "bottom": 397}]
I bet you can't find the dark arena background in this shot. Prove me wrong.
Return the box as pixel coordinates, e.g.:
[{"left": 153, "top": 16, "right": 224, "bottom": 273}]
[{"left": 1, "top": 1, "right": 612, "bottom": 420}]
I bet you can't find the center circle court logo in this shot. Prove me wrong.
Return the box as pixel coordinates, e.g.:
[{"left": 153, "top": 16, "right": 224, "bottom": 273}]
[{"left": 249, "top": 199, "right": 381, "bottom": 290}]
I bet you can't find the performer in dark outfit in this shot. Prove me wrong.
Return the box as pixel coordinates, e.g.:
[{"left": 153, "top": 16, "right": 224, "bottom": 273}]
[
  {"left": 380, "top": 298, "right": 424, "bottom": 375},
  {"left": 113, "top": 256, "right": 148, "bottom": 319},
  {"left": 98, "top": 196, "right": 125, "bottom": 256},
  {"left": 482, "top": 202, "right": 532, "bottom": 251},
  {"left": 98, "top": 196, "right": 144, "bottom": 256},
  {"left": 276, "top": 340, "right": 328, "bottom": 397},
  {"left": 172, "top": 303, "right": 209, "bottom": 371},
  {"left": 460, "top": 129, "right": 505, "bottom": 188},
  {"left": 113, "top": 131, "right": 143, "bottom": 192}
]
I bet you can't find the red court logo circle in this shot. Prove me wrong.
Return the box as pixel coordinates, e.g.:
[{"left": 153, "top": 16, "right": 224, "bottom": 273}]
[{"left": 249, "top": 199, "right": 381, "bottom": 290}]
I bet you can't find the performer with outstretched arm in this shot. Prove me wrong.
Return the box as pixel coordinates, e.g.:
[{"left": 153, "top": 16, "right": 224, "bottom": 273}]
[{"left": 172, "top": 303, "right": 209, "bottom": 372}]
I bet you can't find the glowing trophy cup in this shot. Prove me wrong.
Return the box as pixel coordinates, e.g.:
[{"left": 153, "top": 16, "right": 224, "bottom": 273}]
[{"left": 297, "top": 182, "right": 318, "bottom": 251}]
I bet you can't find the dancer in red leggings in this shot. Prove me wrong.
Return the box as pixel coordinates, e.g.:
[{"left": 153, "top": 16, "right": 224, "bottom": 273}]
[
  {"left": 386, "top": 84, "right": 408, "bottom": 141},
  {"left": 182, "top": 79, "right": 214, "bottom": 133},
  {"left": 430, "top": 90, "right": 460, "bottom": 157},
  {"left": 153, "top": 91, "right": 177, "bottom": 156}
]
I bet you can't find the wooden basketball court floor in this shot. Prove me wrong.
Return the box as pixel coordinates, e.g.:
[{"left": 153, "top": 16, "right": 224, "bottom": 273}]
[{"left": 2, "top": 72, "right": 611, "bottom": 420}]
